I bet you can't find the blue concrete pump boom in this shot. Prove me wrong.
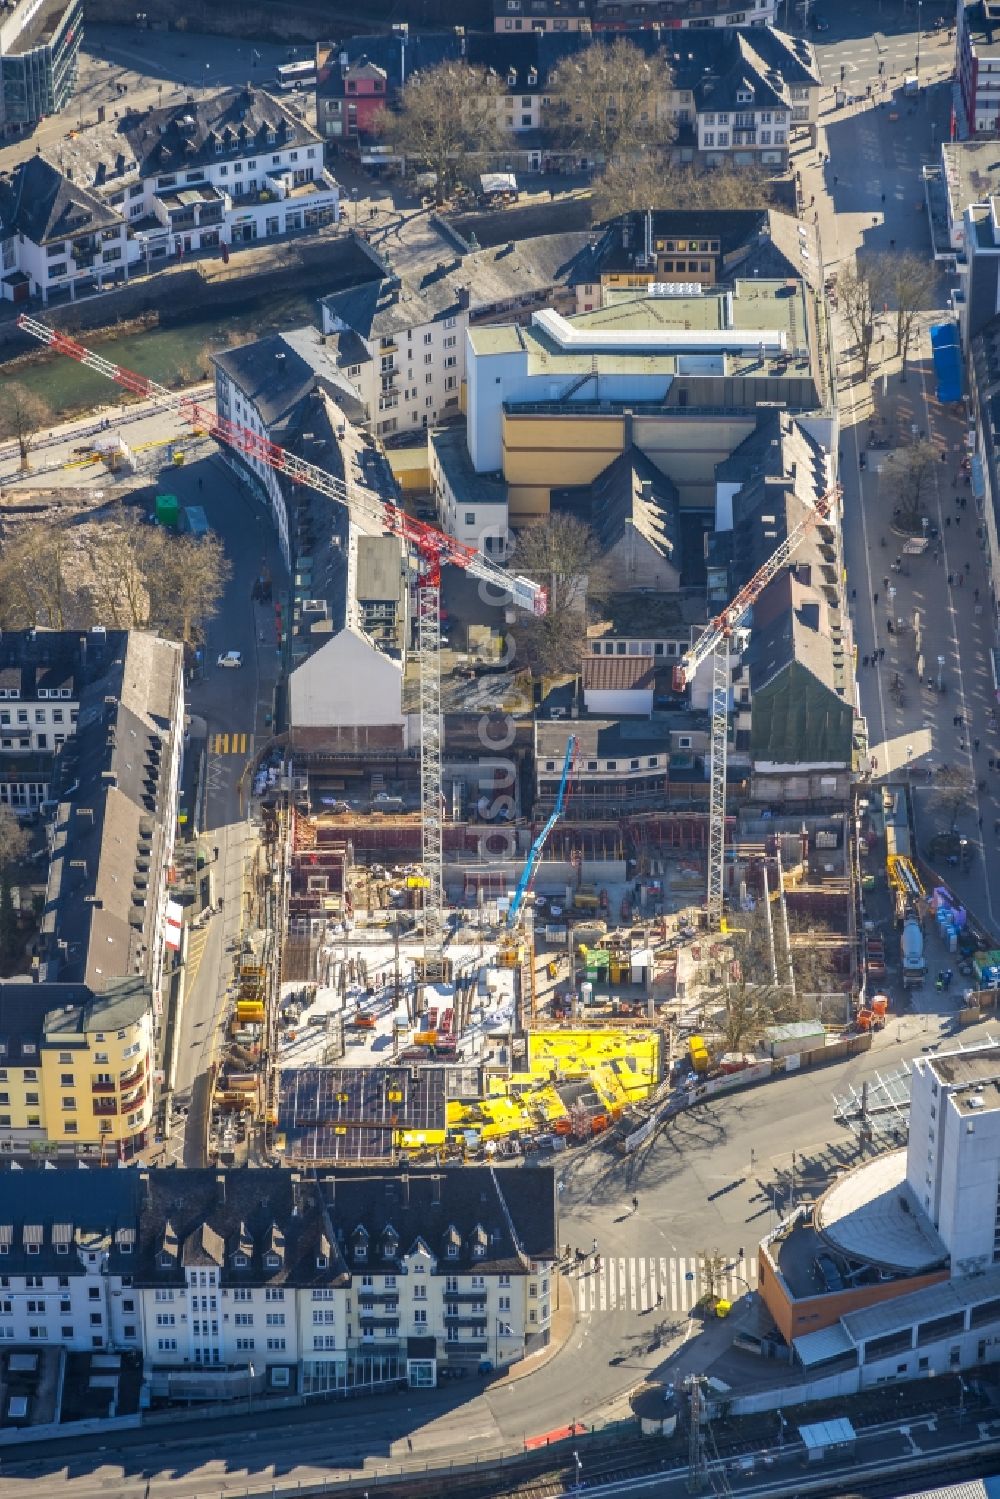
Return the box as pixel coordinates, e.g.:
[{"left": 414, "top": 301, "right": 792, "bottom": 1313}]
[{"left": 506, "top": 735, "right": 576, "bottom": 929}]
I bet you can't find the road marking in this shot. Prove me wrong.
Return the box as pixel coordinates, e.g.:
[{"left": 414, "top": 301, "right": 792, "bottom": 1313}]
[
  {"left": 576, "top": 1255, "right": 757, "bottom": 1316},
  {"left": 210, "top": 731, "right": 250, "bottom": 755}
]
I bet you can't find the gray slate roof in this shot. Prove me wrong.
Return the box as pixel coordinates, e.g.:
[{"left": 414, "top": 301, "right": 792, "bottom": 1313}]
[
  {"left": 213, "top": 328, "right": 367, "bottom": 431},
  {"left": 124, "top": 85, "right": 321, "bottom": 178},
  {"left": 0, "top": 156, "right": 123, "bottom": 246}
]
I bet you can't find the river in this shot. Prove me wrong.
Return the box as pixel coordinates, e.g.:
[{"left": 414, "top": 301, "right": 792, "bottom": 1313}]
[{"left": 2, "top": 290, "right": 318, "bottom": 417}]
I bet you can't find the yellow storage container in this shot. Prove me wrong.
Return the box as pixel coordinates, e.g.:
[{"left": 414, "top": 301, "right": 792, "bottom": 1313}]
[{"left": 237, "top": 1001, "right": 265, "bottom": 1023}]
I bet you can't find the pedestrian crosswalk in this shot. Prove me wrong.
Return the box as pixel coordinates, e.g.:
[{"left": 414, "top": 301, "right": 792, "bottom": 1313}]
[
  {"left": 574, "top": 1255, "right": 757, "bottom": 1317},
  {"left": 210, "top": 731, "right": 250, "bottom": 756}
]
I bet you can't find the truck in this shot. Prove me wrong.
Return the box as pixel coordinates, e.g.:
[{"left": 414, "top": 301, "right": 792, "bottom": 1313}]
[
  {"left": 901, "top": 908, "right": 926, "bottom": 987},
  {"left": 688, "top": 1035, "right": 710, "bottom": 1073}
]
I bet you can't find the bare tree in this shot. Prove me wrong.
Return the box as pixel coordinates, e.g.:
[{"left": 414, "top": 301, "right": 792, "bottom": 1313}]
[
  {"left": 545, "top": 38, "right": 675, "bottom": 165},
  {"left": 872, "top": 250, "right": 937, "bottom": 378},
  {"left": 0, "top": 385, "right": 52, "bottom": 473},
  {"left": 929, "top": 766, "right": 976, "bottom": 832},
  {"left": 590, "top": 152, "right": 776, "bottom": 221},
  {"left": 882, "top": 439, "right": 939, "bottom": 530},
  {"left": 145, "top": 531, "right": 231, "bottom": 646},
  {"left": 509, "top": 515, "right": 606, "bottom": 678},
  {"left": 837, "top": 261, "right": 891, "bottom": 383},
  {"left": 372, "top": 62, "right": 512, "bottom": 198}
]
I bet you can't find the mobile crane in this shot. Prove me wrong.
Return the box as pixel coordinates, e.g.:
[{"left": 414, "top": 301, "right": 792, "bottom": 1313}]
[
  {"left": 674, "top": 484, "right": 841, "bottom": 928},
  {"left": 16, "top": 315, "right": 547, "bottom": 976}
]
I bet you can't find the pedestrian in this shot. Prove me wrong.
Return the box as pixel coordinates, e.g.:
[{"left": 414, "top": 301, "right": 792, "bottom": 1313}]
[
  {"left": 979, "top": 815, "right": 984, "bottom": 829},
  {"left": 966, "top": 560, "right": 971, "bottom": 572},
  {"left": 874, "top": 591, "right": 880, "bottom": 606},
  {"left": 883, "top": 575, "right": 890, "bottom": 589},
  {"left": 881, "top": 192, "right": 886, "bottom": 204},
  {"left": 946, "top": 517, "right": 952, "bottom": 527},
  {"left": 948, "top": 574, "right": 954, "bottom": 587},
  {"left": 880, "top": 647, "right": 886, "bottom": 661},
  {"left": 863, "top": 654, "right": 869, "bottom": 668},
  {"left": 213, "top": 845, "right": 219, "bottom": 861},
  {"left": 592, "top": 1237, "right": 598, "bottom": 1255},
  {"left": 975, "top": 588, "right": 981, "bottom": 602},
  {"left": 976, "top": 737, "right": 982, "bottom": 751},
  {"left": 851, "top": 587, "right": 857, "bottom": 600},
  {"left": 631, "top": 1195, "right": 639, "bottom": 1214}
]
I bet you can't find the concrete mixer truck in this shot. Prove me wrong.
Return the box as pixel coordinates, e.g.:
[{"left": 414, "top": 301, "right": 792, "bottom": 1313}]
[{"left": 901, "top": 907, "right": 926, "bottom": 987}]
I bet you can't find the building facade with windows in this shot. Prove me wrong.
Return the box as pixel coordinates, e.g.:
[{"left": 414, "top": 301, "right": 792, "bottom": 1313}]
[
  {"left": 0, "top": 1171, "right": 140, "bottom": 1353},
  {"left": 957, "top": 0, "right": 1000, "bottom": 139},
  {"left": 0, "top": 978, "right": 155, "bottom": 1153},
  {"left": 132, "top": 1166, "right": 557, "bottom": 1399},
  {"left": 0, "top": 0, "right": 83, "bottom": 141},
  {"left": 320, "top": 274, "right": 468, "bottom": 438},
  {"left": 0, "top": 86, "right": 339, "bottom": 303}
]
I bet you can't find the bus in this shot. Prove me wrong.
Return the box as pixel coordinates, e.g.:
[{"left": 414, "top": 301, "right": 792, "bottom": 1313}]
[{"left": 275, "top": 60, "right": 316, "bottom": 91}]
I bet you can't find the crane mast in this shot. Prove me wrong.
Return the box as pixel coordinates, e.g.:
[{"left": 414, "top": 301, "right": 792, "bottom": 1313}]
[
  {"left": 676, "top": 485, "right": 839, "bottom": 927},
  {"left": 17, "top": 316, "right": 546, "bottom": 976}
]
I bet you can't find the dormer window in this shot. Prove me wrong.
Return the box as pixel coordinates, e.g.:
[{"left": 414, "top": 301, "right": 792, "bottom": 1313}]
[
  {"left": 265, "top": 1252, "right": 279, "bottom": 1269},
  {"left": 267, "top": 130, "right": 276, "bottom": 145},
  {"left": 56, "top": 1243, "right": 68, "bottom": 1255},
  {"left": 355, "top": 1243, "right": 367, "bottom": 1262},
  {"left": 214, "top": 139, "right": 223, "bottom": 155},
  {"left": 27, "top": 1244, "right": 39, "bottom": 1256},
  {"left": 159, "top": 1252, "right": 172, "bottom": 1268},
  {"left": 736, "top": 88, "right": 753, "bottom": 104},
  {"left": 234, "top": 1253, "right": 248, "bottom": 1268},
  {"left": 446, "top": 1242, "right": 459, "bottom": 1259},
  {"left": 316, "top": 1254, "right": 328, "bottom": 1269}
]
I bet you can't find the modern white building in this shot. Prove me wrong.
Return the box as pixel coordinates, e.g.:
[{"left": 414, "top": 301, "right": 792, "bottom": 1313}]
[{"left": 428, "top": 424, "right": 509, "bottom": 557}]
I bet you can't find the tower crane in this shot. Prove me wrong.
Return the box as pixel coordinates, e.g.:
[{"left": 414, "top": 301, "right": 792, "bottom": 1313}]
[
  {"left": 506, "top": 734, "right": 575, "bottom": 930},
  {"left": 674, "top": 484, "right": 840, "bottom": 928},
  {"left": 16, "top": 315, "right": 547, "bottom": 978}
]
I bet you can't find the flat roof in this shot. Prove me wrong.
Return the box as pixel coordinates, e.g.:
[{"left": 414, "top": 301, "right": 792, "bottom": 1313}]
[
  {"left": 814, "top": 1149, "right": 948, "bottom": 1274},
  {"left": 841, "top": 1262, "right": 1000, "bottom": 1345},
  {"left": 469, "top": 282, "right": 812, "bottom": 382},
  {"left": 926, "top": 1044, "right": 1000, "bottom": 1089}
]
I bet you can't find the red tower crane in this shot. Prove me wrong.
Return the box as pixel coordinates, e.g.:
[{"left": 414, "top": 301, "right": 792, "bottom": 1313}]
[{"left": 16, "top": 315, "right": 547, "bottom": 974}]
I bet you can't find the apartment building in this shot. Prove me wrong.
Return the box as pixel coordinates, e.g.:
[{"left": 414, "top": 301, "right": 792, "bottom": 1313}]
[
  {"left": 0, "top": 0, "right": 83, "bottom": 141},
  {"left": 137, "top": 1165, "right": 556, "bottom": 1397},
  {"left": 0, "top": 978, "right": 155, "bottom": 1155},
  {"left": 0, "top": 156, "right": 132, "bottom": 305},
  {"left": 0, "top": 86, "right": 339, "bottom": 304},
  {"left": 320, "top": 274, "right": 467, "bottom": 438},
  {"left": 591, "top": 0, "right": 777, "bottom": 26},
  {"left": 958, "top": 0, "right": 1000, "bottom": 138},
  {"left": 0, "top": 630, "right": 90, "bottom": 815},
  {"left": 320, "top": 24, "right": 816, "bottom": 172},
  {"left": 494, "top": 0, "right": 591, "bottom": 31},
  {"left": 212, "top": 328, "right": 368, "bottom": 566},
  {"left": 0, "top": 1170, "right": 140, "bottom": 1352},
  {"left": 585, "top": 207, "right": 821, "bottom": 309}
]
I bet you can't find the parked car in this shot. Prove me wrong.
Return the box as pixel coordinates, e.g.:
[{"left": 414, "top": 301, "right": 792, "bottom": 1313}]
[{"left": 217, "top": 650, "right": 243, "bottom": 669}]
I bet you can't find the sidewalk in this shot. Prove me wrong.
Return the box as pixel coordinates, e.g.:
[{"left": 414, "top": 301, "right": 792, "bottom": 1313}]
[{"left": 797, "top": 71, "right": 1000, "bottom": 942}]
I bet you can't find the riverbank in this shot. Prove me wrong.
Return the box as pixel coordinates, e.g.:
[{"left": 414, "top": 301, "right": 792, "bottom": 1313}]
[{"left": 0, "top": 233, "right": 384, "bottom": 421}]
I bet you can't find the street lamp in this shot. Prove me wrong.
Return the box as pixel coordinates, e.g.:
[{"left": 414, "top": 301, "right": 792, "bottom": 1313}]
[
  {"left": 247, "top": 1359, "right": 255, "bottom": 1416},
  {"left": 572, "top": 1451, "right": 583, "bottom": 1493}
]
